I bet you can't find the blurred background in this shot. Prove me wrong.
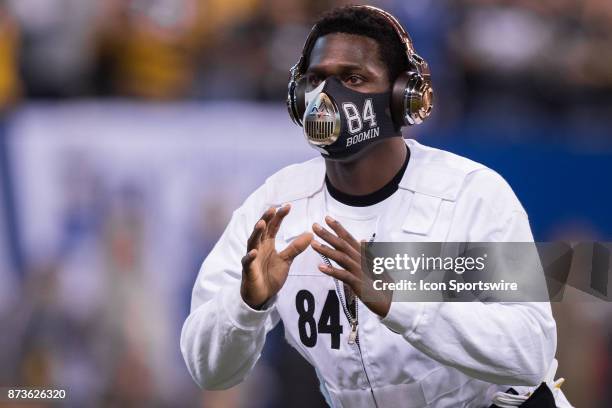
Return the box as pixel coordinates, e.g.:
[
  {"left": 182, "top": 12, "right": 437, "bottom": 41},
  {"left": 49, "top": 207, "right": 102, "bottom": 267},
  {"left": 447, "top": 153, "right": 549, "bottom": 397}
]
[{"left": 0, "top": 0, "right": 611, "bottom": 407}]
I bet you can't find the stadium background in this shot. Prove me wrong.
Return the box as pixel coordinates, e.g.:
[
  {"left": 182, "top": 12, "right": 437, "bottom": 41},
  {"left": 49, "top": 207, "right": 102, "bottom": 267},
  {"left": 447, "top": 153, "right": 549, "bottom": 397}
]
[{"left": 0, "top": 0, "right": 611, "bottom": 406}]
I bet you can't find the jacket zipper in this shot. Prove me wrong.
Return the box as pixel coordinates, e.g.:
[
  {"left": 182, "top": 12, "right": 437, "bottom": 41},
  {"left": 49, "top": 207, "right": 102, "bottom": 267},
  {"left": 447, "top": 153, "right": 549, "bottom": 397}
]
[
  {"left": 333, "top": 278, "right": 378, "bottom": 408},
  {"left": 321, "top": 233, "right": 378, "bottom": 407}
]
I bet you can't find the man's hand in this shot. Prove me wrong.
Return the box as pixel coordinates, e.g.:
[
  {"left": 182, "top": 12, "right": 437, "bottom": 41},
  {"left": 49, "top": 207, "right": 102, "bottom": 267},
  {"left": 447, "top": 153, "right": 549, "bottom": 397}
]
[
  {"left": 241, "top": 205, "right": 313, "bottom": 309},
  {"left": 311, "top": 216, "right": 392, "bottom": 318}
]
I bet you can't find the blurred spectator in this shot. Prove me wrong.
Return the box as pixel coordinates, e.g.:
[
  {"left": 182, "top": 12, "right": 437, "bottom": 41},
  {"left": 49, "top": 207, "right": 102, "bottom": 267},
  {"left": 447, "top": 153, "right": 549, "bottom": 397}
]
[
  {"left": 7, "top": 0, "right": 100, "bottom": 98},
  {"left": 97, "top": 0, "right": 260, "bottom": 99},
  {"left": 0, "top": 1, "right": 20, "bottom": 109},
  {"left": 195, "top": 0, "right": 330, "bottom": 100},
  {"left": 448, "top": 0, "right": 612, "bottom": 137}
]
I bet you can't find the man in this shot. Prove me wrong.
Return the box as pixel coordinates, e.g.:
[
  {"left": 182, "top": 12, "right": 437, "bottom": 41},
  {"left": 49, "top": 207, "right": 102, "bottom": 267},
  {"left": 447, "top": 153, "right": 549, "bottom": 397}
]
[{"left": 181, "top": 6, "right": 560, "bottom": 407}]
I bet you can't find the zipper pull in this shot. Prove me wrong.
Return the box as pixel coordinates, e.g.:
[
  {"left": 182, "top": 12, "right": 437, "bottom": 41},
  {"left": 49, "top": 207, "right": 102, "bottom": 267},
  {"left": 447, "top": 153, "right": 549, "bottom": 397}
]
[{"left": 348, "top": 321, "right": 358, "bottom": 345}]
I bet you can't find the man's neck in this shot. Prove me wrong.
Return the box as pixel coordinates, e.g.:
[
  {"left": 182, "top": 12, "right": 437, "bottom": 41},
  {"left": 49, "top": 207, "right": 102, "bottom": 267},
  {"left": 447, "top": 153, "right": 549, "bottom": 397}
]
[{"left": 324, "top": 138, "right": 408, "bottom": 196}]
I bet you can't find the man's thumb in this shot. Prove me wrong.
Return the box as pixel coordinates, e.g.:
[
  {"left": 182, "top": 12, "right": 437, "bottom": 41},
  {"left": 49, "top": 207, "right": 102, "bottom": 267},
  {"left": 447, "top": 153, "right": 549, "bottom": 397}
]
[{"left": 280, "top": 232, "right": 313, "bottom": 262}]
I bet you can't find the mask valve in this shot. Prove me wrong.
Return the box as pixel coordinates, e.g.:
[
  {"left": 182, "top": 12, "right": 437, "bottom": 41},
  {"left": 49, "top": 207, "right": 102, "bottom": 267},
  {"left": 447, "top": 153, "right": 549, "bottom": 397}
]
[{"left": 303, "top": 92, "right": 340, "bottom": 146}]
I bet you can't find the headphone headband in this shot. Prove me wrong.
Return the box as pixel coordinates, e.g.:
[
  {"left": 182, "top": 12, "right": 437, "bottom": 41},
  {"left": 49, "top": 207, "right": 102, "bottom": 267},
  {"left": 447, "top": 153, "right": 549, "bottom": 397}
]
[{"left": 355, "top": 5, "right": 416, "bottom": 58}]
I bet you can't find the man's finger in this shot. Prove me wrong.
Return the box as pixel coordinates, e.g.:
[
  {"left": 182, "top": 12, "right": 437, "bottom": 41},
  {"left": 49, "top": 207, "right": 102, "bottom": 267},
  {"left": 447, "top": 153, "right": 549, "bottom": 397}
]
[
  {"left": 311, "top": 240, "right": 359, "bottom": 272},
  {"left": 247, "top": 220, "right": 266, "bottom": 251},
  {"left": 312, "top": 223, "right": 359, "bottom": 259},
  {"left": 260, "top": 207, "right": 276, "bottom": 224},
  {"left": 266, "top": 204, "right": 291, "bottom": 239},
  {"left": 325, "top": 216, "right": 360, "bottom": 251},
  {"left": 279, "top": 232, "right": 313, "bottom": 262},
  {"left": 318, "top": 264, "right": 358, "bottom": 288},
  {"left": 241, "top": 249, "right": 258, "bottom": 270},
  {"left": 247, "top": 208, "right": 276, "bottom": 250}
]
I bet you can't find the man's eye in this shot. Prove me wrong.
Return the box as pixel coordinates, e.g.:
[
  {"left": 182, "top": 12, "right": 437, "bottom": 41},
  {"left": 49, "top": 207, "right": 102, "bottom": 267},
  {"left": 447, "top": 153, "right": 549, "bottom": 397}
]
[
  {"left": 308, "top": 75, "right": 322, "bottom": 87},
  {"left": 344, "top": 75, "right": 364, "bottom": 86}
]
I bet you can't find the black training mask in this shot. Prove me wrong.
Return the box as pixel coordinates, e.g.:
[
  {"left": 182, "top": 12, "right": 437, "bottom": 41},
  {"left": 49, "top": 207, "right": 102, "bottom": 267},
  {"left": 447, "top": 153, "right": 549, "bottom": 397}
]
[{"left": 302, "top": 77, "right": 398, "bottom": 159}]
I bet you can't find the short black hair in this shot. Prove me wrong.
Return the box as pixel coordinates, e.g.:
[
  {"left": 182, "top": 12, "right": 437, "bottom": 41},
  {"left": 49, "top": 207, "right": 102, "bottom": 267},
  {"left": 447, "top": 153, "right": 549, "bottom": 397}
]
[{"left": 303, "top": 6, "right": 409, "bottom": 83}]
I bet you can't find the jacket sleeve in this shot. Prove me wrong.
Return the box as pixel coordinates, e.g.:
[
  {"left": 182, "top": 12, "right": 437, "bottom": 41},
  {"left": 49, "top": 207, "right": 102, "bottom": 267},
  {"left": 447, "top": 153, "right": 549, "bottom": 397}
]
[
  {"left": 180, "top": 186, "right": 280, "bottom": 390},
  {"left": 379, "top": 170, "right": 557, "bottom": 386}
]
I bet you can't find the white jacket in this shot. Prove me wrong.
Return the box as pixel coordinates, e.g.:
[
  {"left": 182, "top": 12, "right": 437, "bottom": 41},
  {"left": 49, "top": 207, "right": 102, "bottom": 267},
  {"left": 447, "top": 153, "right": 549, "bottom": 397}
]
[{"left": 180, "top": 139, "right": 557, "bottom": 407}]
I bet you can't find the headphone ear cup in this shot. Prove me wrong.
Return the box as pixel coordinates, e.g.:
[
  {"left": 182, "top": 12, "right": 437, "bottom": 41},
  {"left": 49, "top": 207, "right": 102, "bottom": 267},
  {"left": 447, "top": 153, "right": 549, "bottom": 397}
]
[
  {"left": 294, "top": 78, "right": 307, "bottom": 125},
  {"left": 287, "top": 78, "right": 299, "bottom": 125},
  {"left": 287, "top": 77, "right": 308, "bottom": 126},
  {"left": 391, "top": 71, "right": 434, "bottom": 127}
]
